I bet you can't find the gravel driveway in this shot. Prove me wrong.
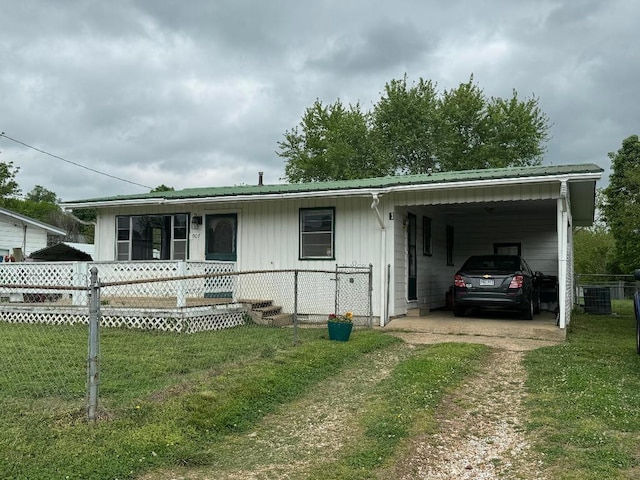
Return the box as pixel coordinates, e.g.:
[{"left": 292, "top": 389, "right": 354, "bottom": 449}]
[{"left": 141, "top": 332, "right": 553, "bottom": 480}]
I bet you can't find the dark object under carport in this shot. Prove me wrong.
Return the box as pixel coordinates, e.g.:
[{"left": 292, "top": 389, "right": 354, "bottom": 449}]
[{"left": 583, "top": 287, "right": 612, "bottom": 315}]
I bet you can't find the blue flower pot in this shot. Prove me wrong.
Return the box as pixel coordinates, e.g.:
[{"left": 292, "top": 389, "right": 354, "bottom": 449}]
[{"left": 327, "top": 321, "right": 353, "bottom": 341}]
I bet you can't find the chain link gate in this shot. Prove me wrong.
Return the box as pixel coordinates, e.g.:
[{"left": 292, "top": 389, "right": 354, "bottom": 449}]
[{"left": 335, "top": 264, "right": 373, "bottom": 328}]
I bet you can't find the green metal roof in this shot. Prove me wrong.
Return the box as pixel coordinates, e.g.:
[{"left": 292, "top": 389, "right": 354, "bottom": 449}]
[{"left": 64, "top": 163, "right": 603, "bottom": 206}]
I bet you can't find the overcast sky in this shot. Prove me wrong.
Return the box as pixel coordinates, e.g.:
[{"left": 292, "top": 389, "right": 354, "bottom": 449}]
[{"left": 0, "top": 0, "right": 637, "bottom": 202}]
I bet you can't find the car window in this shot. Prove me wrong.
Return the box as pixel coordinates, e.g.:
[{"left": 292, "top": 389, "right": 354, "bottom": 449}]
[{"left": 463, "top": 256, "right": 519, "bottom": 271}]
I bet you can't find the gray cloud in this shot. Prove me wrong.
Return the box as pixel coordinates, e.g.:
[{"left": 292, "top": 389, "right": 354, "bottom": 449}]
[{"left": 1, "top": 0, "right": 638, "bottom": 201}]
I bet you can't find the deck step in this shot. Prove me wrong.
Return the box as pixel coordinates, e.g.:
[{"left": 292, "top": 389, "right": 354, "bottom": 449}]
[
  {"left": 239, "top": 298, "right": 274, "bottom": 310},
  {"left": 253, "top": 305, "right": 282, "bottom": 318}
]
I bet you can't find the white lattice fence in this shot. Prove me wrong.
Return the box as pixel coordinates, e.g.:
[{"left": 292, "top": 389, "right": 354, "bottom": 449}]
[
  {"left": 94, "top": 260, "right": 236, "bottom": 301},
  {"left": 0, "top": 305, "right": 88, "bottom": 326},
  {"left": 0, "top": 262, "right": 87, "bottom": 304}
]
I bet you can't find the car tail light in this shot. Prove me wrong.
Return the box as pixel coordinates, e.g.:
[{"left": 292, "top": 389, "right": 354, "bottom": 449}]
[
  {"left": 509, "top": 275, "right": 524, "bottom": 289},
  {"left": 454, "top": 274, "right": 465, "bottom": 288}
]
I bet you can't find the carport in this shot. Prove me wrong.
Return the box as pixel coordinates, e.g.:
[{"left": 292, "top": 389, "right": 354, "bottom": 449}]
[{"left": 382, "top": 164, "right": 602, "bottom": 331}]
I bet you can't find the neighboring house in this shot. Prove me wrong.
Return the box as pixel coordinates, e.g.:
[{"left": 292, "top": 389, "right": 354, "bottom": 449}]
[
  {"left": 0, "top": 207, "right": 66, "bottom": 259},
  {"left": 62, "top": 163, "right": 603, "bottom": 328}
]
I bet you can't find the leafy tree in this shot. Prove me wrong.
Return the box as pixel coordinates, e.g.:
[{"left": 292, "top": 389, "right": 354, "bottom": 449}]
[
  {"left": 281, "top": 99, "right": 388, "bottom": 183},
  {"left": 0, "top": 161, "right": 21, "bottom": 199},
  {"left": 25, "top": 185, "right": 59, "bottom": 204},
  {"left": 372, "top": 75, "right": 439, "bottom": 174},
  {"left": 279, "top": 75, "right": 551, "bottom": 181},
  {"left": 151, "top": 184, "right": 175, "bottom": 192},
  {"left": 602, "top": 135, "right": 640, "bottom": 273},
  {"left": 573, "top": 225, "right": 615, "bottom": 275},
  {"left": 3, "top": 197, "right": 60, "bottom": 224}
]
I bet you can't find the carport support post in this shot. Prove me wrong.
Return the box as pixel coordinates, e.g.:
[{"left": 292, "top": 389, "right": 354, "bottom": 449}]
[{"left": 87, "top": 267, "right": 100, "bottom": 422}]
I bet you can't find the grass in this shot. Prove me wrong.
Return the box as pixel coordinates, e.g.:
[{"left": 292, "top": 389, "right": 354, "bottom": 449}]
[
  {"left": 524, "top": 300, "right": 640, "bottom": 479},
  {"left": 304, "top": 342, "right": 488, "bottom": 479},
  {"left": 3, "top": 303, "right": 640, "bottom": 479},
  {"left": 0, "top": 324, "right": 400, "bottom": 479}
]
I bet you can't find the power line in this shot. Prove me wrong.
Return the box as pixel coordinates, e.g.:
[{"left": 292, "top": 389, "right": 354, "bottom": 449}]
[{"left": 0, "top": 132, "right": 153, "bottom": 190}]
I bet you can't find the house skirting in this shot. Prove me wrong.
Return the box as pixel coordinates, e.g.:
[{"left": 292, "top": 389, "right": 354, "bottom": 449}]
[{"left": 0, "top": 303, "right": 247, "bottom": 334}]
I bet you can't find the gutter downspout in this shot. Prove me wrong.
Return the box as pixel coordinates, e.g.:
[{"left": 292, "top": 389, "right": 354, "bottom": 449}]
[
  {"left": 371, "top": 193, "right": 387, "bottom": 327},
  {"left": 557, "top": 181, "right": 569, "bottom": 329}
]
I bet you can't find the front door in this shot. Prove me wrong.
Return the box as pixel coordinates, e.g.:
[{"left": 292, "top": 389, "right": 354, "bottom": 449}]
[
  {"left": 407, "top": 213, "right": 417, "bottom": 301},
  {"left": 205, "top": 214, "right": 237, "bottom": 261}
]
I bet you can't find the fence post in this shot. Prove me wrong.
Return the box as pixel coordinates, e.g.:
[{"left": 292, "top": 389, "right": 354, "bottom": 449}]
[
  {"left": 87, "top": 266, "right": 100, "bottom": 422},
  {"left": 293, "top": 270, "right": 299, "bottom": 345},
  {"left": 176, "top": 261, "right": 187, "bottom": 307},
  {"left": 368, "top": 264, "right": 373, "bottom": 328},
  {"left": 72, "top": 262, "right": 88, "bottom": 306}
]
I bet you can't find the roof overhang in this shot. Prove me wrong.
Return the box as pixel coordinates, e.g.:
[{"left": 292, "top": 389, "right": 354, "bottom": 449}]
[
  {"left": 0, "top": 208, "right": 67, "bottom": 236},
  {"left": 62, "top": 170, "right": 602, "bottom": 212}
]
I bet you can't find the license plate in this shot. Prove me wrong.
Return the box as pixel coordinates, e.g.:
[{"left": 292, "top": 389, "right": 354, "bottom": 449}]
[{"left": 479, "top": 278, "right": 494, "bottom": 286}]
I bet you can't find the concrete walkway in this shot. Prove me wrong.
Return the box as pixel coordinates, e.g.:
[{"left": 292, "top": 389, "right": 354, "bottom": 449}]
[{"left": 381, "top": 310, "right": 565, "bottom": 351}]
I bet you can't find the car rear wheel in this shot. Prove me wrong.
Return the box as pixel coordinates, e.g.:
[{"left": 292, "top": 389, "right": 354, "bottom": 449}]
[
  {"left": 453, "top": 305, "right": 466, "bottom": 317},
  {"left": 533, "top": 292, "right": 541, "bottom": 315},
  {"left": 522, "top": 297, "right": 534, "bottom": 320}
]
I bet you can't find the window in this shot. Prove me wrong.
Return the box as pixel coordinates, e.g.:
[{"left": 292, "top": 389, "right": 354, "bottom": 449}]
[
  {"left": 446, "top": 225, "right": 454, "bottom": 266},
  {"left": 422, "top": 216, "right": 432, "bottom": 255},
  {"left": 116, "top": 214, "right": 189, "bottom": 261},
  {"left": 300, "top": 208, "right": 335, "bottom": 260},
  {"left": 493, "top": 243, "right": 521, "bottom": 256}
]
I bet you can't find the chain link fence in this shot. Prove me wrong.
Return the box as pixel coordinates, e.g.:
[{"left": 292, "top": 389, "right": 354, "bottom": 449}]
[{"left": 0, "top": 261, "right": 372, "bottom": 421}]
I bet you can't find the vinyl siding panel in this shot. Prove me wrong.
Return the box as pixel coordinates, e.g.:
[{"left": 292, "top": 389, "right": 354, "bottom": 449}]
[{"left": 0, "top": 221, "right": 49, "bottom": 257}]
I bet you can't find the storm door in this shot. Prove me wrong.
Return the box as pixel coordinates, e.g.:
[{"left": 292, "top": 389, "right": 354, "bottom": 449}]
[
  {"left": 205, "top": 214, "right": 237, "bottom": 261},
  {"left": 407, "top": 213, "right": 417, "bottom": 301}
]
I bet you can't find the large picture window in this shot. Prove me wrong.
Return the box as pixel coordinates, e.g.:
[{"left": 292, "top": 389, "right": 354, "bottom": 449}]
[
  {"left": 300, "top": 208, "right": 335, "bottom": 260},
  {"left": 116, "top": 214, "right": 188, "bottom": 261}
]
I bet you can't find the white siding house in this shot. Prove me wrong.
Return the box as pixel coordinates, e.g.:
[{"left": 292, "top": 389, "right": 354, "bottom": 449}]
[
  {"left": 0, "top": 207, "right": 66, "bottom": 259},
  {"left": 62, "top": 163, "right": 603, "bottom": 329}
]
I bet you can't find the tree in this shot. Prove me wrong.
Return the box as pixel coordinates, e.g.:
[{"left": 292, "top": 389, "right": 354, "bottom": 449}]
[
  {"left": 279, "top": 75, "right": 551, "bottom": 181},
  {"left": 573, "top": 225, "right": 615, "bottom": 275},
  {"left": 25, "top": 185, "right": 59, "bottom": 204},
  {"left": 0, "top": 160, "right": 21, "bottom": 199},
  {"left": 372, "top": 75, "right": 439, "bottom": 174},
  {"left": 280, "top": 99, "right": 389, "bottom": 183},
  {"left": 602, "top": 135, "right": 640, "bottom": 273},
  {"left": 151, "top": 184, "right": 175, "bottom": 192}
]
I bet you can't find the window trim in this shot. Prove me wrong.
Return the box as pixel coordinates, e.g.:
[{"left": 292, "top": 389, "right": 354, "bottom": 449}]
[{"left": 299, "top": 207, "right": 335, "bottom": 261}]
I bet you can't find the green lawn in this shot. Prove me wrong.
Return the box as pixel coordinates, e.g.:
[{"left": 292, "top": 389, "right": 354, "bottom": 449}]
[{"left": 525, "top": 301, "right": 640, "bottom": 479}]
